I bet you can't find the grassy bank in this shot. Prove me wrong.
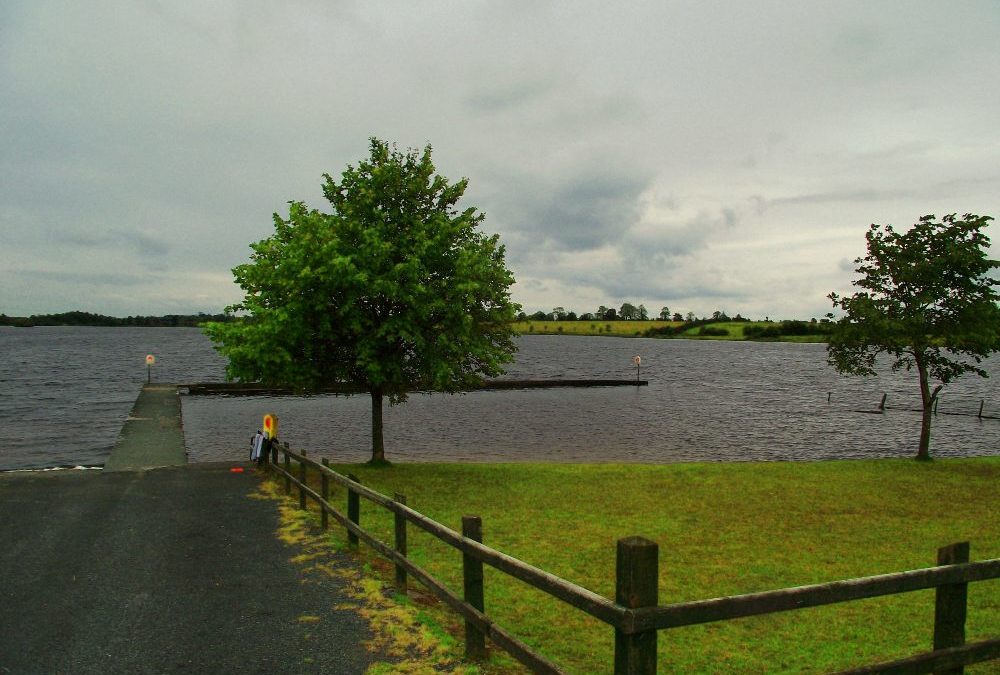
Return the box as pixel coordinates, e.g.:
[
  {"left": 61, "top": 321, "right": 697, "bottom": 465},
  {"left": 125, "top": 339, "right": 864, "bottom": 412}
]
[
  {"left": 294, "top": 458, "right": 999, "bottom": 674},
  {"left": 511, "top": 319, "right": 678, "bottom": 337}
]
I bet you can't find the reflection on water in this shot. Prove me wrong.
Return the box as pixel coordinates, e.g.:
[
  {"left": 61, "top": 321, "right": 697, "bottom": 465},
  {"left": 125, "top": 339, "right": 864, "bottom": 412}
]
[{"left": 3, "top": 328, "right": 999, "bottom": 470}]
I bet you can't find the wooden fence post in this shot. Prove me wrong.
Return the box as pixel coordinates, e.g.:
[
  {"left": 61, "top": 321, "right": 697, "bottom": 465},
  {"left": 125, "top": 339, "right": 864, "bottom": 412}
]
[
  {"left": 298, "top": 449, "right": 307, "bottom": 510},
  {"left": 347, "top": 474, "right": 360, "bottom": 548},
  {"left": 271, "top": 440, "right": 278, "bottom": 465},
  {"left": 283, "top": 448, "right": 291, "bottom": 494},
  {"left": 615, "top": 536, "right": 659, "bottom": 675},
  {"left": 320, "top": 458, "right": 330, "bottom": 531},
  {"left": 463, "top": 515, "right": 486, "bottom": 661},
  {"left": 394, "top": 493, "right": 408, "bottom": 594},
  {"left": 934, "top": 541, "right": 970, "bottom": 675}
]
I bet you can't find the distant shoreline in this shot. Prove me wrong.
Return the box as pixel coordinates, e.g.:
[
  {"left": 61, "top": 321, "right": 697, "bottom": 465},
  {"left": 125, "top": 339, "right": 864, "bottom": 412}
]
[
  {"left": 511, "top": 319, "right": 831, "bottom": 343},
  {"left": 3, "top": 314, "right": 831, "bottom": 343},
  {"left": 0, "top": 311, "right": 237, "bottom": 328}
]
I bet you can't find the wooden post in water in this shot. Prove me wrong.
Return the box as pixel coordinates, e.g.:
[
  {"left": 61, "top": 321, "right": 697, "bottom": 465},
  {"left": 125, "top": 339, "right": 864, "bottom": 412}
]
[
  {"left": 934, "top": 542, "right": 970, "bottom": 675},
  {"left": 394, "top": 493, "right": 408, "bottom": 594},
  {"left": 298, "top": 449, "right": 307, "bottom": 511},
  {"left": 934, "top": 396, "right": 940, "bottom": 415},
  {"left": 878, "top": 393, "right": 887, "bottom": 411},
  {"left": 615, "top": 536, "right": 659, "bottom": 675},
  {"left": 320, "top": 458, "right": 330, "bottom": 531},
  {"left": 827, "top": 392, "right": 831, "bottom": 403},
  {"left": 978, "top": 400, "right": 984, "bottom": 419},
  {"left": 462, "top": 515, "right": 486, "bottom": 661},
  {"left": 347, "top": 473, "right": 360, "bottom": 548}
]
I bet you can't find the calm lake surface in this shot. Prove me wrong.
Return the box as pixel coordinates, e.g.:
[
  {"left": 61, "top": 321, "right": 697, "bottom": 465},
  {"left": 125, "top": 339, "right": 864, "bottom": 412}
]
[{"left": 2, "top": 326, "right": 999, "bottom": 470}]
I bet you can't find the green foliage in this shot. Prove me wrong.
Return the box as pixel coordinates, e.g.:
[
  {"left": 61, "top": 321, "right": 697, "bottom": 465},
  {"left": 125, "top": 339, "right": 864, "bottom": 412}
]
[
  {"left": 206, "top": 138, "right": 518, "bottom": 460},
  {"left": 828, "top": 213, "right": 1000, "bottom": 458},
  {"left": 744, "top": 320, "right": 832, "bottom": 340}
]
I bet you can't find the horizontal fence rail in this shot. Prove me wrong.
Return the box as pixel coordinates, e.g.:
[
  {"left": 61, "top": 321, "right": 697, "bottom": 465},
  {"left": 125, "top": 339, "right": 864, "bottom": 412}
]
[
  {"left": 265, "top": 441, "right": 1000, "bottom": 675},
  {"left": 627, "top": 559, "right": 1000, "bottom": 633}
]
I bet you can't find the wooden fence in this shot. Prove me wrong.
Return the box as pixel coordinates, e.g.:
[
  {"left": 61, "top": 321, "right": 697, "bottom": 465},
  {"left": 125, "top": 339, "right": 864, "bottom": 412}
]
[{"left": 265, "top": 441, "right": 1000, "bottom": 674}]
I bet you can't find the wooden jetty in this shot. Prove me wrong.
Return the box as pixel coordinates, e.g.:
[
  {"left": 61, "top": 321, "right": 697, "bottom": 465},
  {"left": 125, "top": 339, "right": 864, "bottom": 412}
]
[{"left": 182, "top": 379, "right": 648, "bottom": 396}]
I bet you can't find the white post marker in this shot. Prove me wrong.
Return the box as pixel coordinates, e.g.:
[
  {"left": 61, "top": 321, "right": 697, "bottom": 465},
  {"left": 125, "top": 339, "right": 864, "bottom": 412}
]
[
  {"left": 633, "top": 355, "right": 641, "bottom": 384},
  {"left": 145, "top": 354, "right": 156, "bottom": 384}
]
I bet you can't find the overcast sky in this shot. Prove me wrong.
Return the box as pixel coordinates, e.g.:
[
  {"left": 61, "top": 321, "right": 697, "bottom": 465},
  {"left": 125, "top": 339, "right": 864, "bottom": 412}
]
[{"left": 2, "top": 1, "right": 998, "bottom": 320}]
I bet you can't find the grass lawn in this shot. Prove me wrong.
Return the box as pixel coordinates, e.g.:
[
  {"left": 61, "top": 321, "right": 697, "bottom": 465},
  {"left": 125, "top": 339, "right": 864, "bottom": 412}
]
[{"left": 289, "top": 458, "right": 999, "bottom": 674}]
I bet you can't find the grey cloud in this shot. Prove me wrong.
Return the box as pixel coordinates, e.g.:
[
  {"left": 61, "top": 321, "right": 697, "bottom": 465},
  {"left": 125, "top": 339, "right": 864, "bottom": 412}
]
[
  {"left": 465, "top": 79, "right": 556, "bottom": 114},
  {"left": 501, "top": 171, "right": 651, "bottom": 253},
  {"left": 17, "top": 269, "right": 148, "bottom": 286},
  {"left": 62, "top": 229, "right": 170, "bottom": 258},
  {"left": 763, "top": 189, "right": 911, "bottom": 209},
  {"left": 625, "top": 207, "right": 741, "bottom": 261}
]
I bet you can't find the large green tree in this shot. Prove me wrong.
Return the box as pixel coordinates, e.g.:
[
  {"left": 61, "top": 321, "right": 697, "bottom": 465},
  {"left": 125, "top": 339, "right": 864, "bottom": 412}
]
[
  {"left": 206, "top": 139, "right": 519, "bottom": 463},
  {"left": 827, "top": 213, "right": 1000, "bottom": 460}
]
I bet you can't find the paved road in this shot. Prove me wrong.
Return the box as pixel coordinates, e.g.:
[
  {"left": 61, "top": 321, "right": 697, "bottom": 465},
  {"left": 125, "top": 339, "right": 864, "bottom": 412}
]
[{"left": 0, "top": 464, "right": 379, "bottom": 674}]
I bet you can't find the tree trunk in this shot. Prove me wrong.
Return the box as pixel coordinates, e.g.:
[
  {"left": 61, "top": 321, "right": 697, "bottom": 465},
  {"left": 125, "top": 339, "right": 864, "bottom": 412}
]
[
  {"left": 370, "top": 389, "right": 386, "bottom": 464},
  {"left": 915, "top": 355, "right": 941, "bottom": 461}
]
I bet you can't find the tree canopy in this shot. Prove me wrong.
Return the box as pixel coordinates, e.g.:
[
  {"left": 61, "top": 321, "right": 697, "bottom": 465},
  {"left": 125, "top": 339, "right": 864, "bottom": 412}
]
[
  {"left": 206, "top": 138, "right": 519, "bottom": 463},
  {"left": 827, "top": 213, "right": 1000, "bottom": 460}
]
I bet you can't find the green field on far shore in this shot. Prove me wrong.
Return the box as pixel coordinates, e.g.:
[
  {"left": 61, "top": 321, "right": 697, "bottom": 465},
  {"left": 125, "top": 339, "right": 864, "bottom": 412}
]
[
  {"left": 512, "top": 319, "right": 678, "bottom": 337},
  {"left": 511, "top": 320, "right": 830, "bottom": 342},
  {"left": 291, "top": 458, "right": 1000, "bottom": 674}
]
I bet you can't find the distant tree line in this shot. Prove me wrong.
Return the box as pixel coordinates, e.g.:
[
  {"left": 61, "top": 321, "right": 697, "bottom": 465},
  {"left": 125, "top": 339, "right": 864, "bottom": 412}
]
[
  {"left": 644, "top": 317, "right": 831, "bottom": 339},
  {"left": 516, "top": 304, "right": 759, "bottom": 323},
  {"left": 0, "top": 311, "right": 238, "bottom": 328},
  {"left": 743, "top": 319, "right": 832, "bottom": 339}
]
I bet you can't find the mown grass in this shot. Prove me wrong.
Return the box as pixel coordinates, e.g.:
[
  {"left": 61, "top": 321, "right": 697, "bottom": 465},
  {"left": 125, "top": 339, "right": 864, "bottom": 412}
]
[{"left": 289, "top": 459, "right": 999, "bottom": 674}]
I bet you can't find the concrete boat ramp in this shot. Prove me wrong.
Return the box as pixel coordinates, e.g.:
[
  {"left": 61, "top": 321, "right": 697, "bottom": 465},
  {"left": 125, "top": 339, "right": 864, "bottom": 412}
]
[{"left": 102, "top": 384, "right": 187, "bottom": 472}]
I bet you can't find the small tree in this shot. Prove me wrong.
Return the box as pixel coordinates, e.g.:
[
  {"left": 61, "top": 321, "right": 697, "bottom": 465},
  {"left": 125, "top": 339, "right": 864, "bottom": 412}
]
[
  {"left": 828, "top": 213, "right": 1000, "bottom": 460},
  {"left": 206, "top": 138, "right": 518, "bottom": 463},
  {"left": 659, "top": 306, "right": 671, "bottom": 320},
  {"left": 619, "top": 302, "right": 638, "bottom": 320}
]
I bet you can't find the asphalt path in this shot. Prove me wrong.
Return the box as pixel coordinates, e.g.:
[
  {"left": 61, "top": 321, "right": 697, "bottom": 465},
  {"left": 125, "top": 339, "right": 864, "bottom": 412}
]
[{"left": 0, "top": 464, "right": 379, "bottom": 674}]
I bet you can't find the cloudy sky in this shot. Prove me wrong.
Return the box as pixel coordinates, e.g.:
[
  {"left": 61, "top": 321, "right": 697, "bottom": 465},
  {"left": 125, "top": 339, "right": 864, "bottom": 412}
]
[{"left": 2, "top": 1, "right": 998, "bottom": 320}]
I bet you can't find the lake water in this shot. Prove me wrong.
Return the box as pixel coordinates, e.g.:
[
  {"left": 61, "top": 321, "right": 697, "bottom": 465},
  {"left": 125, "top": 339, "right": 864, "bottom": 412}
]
[{"left": 2, "top": 327, "right": 999, "bottom": 470}]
